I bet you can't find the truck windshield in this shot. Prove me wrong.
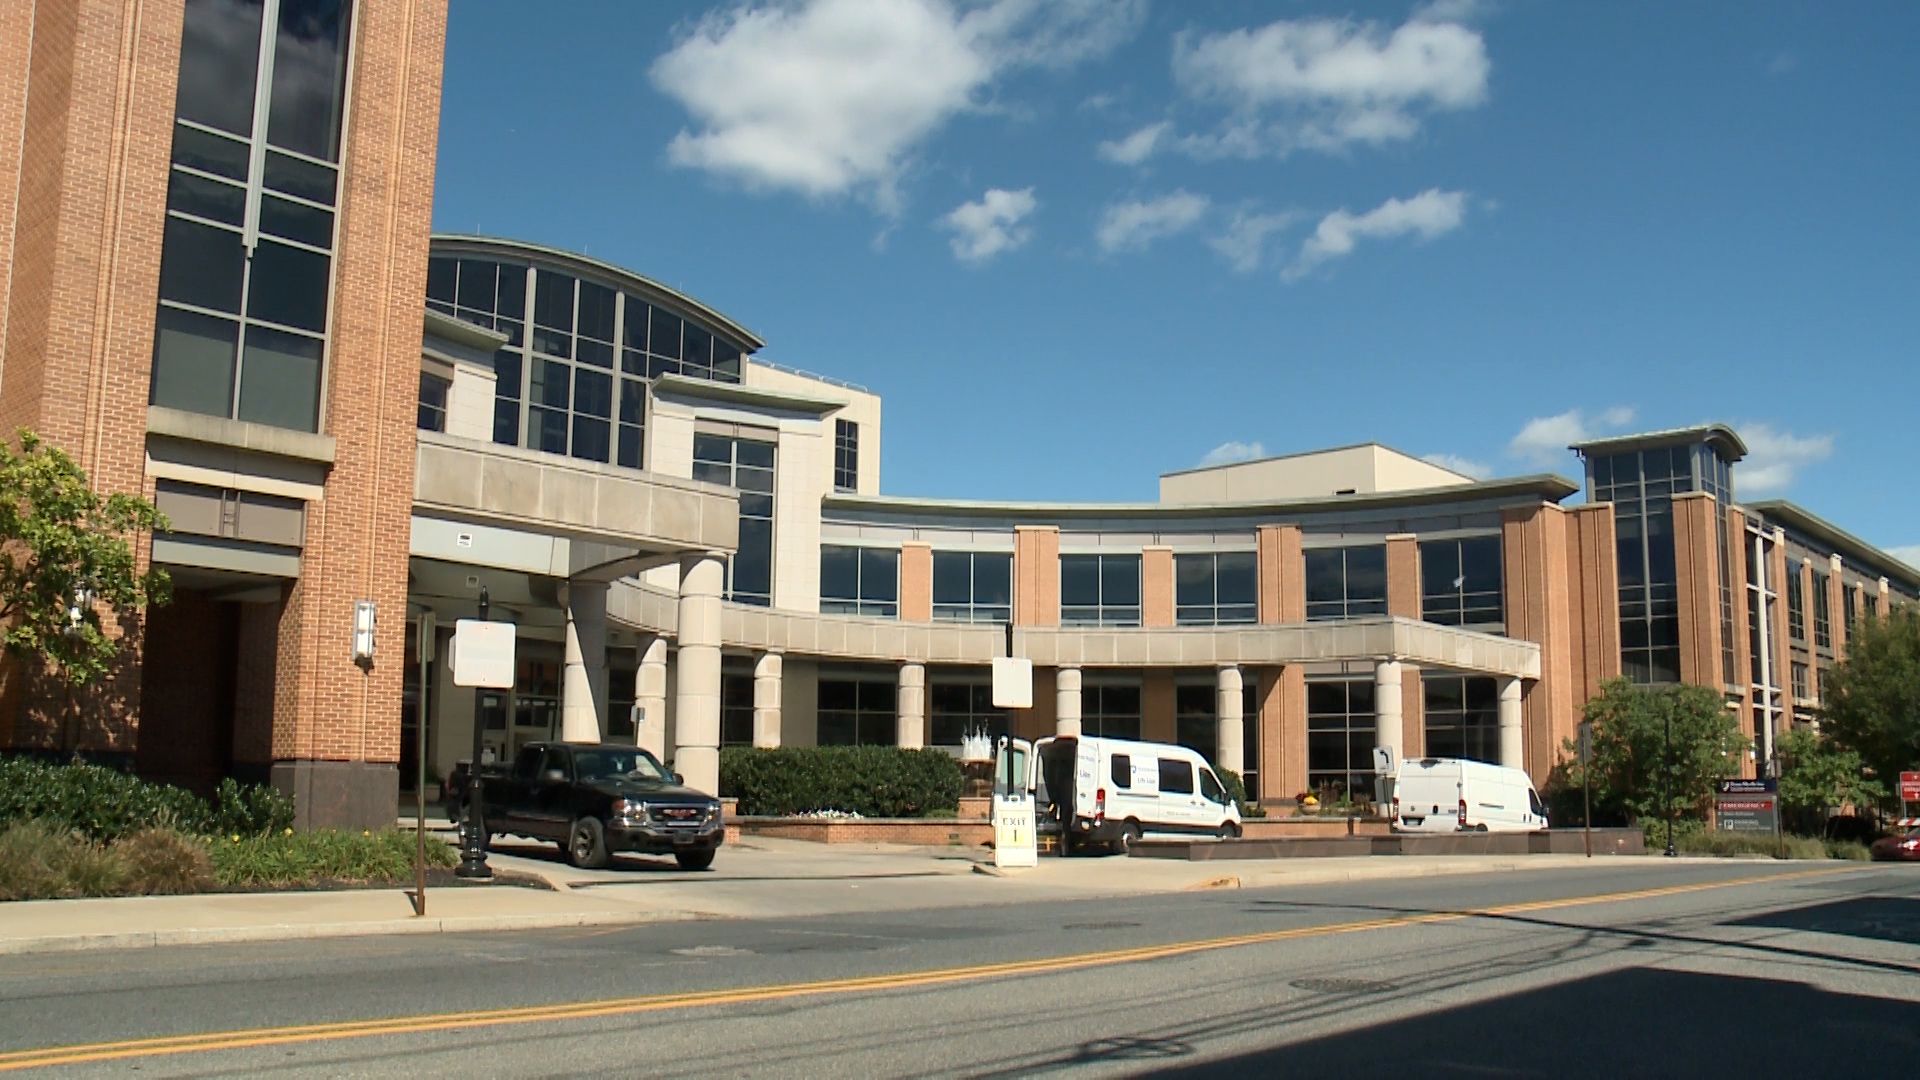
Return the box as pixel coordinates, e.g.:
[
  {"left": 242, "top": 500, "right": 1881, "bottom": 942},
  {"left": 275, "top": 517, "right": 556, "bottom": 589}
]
[{"left": 572, "top": 748, "right": 673, "bottom": 782}]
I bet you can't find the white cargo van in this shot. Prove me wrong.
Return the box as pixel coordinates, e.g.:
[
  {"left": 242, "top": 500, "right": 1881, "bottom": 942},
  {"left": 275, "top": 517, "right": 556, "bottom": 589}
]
[
  {"left": 996, "top": 735, "right": 1241, "bottom": 852},
  {"left": 1392, "top": 758, "right": 1547, "bottom": 834}
]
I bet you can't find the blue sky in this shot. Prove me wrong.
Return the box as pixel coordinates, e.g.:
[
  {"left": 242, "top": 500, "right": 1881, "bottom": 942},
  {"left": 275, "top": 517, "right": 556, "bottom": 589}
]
[{"left": 432, "top": 0, "right": 1920, "bottom": 561}]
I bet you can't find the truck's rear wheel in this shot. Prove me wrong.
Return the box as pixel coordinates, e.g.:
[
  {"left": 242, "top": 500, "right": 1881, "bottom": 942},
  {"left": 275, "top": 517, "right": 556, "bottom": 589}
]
[
  {"left": 568, "top": 816, "right": 610, "bottom": 869},
  {"left": 674, "top": 849, "right": 716, "bottom": 871}
]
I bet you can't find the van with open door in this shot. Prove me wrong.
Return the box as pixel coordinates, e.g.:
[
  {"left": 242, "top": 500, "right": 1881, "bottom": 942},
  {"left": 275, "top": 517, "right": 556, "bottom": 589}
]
[
  {"left": 997, "top": 735, "right": 1241, "bottom": 853},
  {"left": 1391, "top": 757, "right": 1547, "bottom": 834}
]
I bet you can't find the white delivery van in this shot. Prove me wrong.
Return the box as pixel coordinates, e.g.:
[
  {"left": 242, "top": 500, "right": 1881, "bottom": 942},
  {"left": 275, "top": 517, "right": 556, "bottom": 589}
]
[
  {"left": 996, "top": 735, "right": 1241, "bottom": 852},
  {"left": 1391, "top": 758, "right": 1547, "bottom": 834}
]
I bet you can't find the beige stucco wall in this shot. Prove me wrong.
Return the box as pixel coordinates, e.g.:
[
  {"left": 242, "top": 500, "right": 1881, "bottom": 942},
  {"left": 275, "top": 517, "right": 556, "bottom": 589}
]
[{"left": 1159, "top": 444, "right": 1473, "bottom": 504}]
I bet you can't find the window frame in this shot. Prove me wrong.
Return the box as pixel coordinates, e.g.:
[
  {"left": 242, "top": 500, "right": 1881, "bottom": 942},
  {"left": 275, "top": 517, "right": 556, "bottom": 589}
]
[
  {"left": 1060, "top": 553, "right": 1142, "bottom": 627},
  {"left": 931, "top": 550, "right": 1013, "bottom": 624}
]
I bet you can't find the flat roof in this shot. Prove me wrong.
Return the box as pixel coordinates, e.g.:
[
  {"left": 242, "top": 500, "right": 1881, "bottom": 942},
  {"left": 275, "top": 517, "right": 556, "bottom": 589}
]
[
  {"left": 1570, "top": 423, "right": 1748, "bottom": 462},
  {"left": 1158, "top": 441, "right": 1471, "bottom": 481},
  {"left": 430, "top": 234, "right": 766, "bottom": 352},
  {"left": 1745, "top": 499, "right": 1920, "bottom": 588},
  {"left": 826, "top": 474, "right": 1578, "bottom": 520}
]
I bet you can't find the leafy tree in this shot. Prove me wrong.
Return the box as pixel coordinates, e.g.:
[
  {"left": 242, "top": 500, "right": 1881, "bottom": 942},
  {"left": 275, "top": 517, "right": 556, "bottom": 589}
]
[
  {"left": 1819, "top": 608, "right": 1920, "bottom": 789},
  {"left": 1773, "top": 725, "right": 1886, "bottom": 833},
  {"left": 1559, "top": 679, "right": 1749, "bottom": 826},
  {"left": 0, "top": 431, "right": 169, "bottom": 685}
]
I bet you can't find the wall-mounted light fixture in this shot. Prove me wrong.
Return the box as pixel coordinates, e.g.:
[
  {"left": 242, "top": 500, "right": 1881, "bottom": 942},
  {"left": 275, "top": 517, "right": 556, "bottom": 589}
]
[{"left": 352, "top": 600, "right": 377, "bottom": 667}]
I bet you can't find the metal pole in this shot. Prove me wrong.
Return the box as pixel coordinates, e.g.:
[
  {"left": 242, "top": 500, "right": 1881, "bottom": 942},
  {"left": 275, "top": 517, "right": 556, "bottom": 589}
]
[
  {"left": 1580, "top": 721, "right": 1593, "bottom": 859},
  {"left": 1663, "top": 708, "right": 1677, "bottom": 858},
  {"left": 411, "top": 611, "right": 433, "bottom": 916},
  {"left": 456, "top": 588, "right": 493, "bottom": 880}
]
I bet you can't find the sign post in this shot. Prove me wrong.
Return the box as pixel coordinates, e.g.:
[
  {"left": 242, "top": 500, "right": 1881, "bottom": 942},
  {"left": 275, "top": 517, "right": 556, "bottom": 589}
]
[
  {"left": 1714, "top": 778, "right": 1779, "bottom": 835},
  {"left": 452, "top": 590, "right": 516, "bottom": 881},
  {"left": 1578, "top": 721, "right": 1593, "bottom": 858},
  {"left": 1900, "top": 771, "right": 1920, "bottom": 826},
  {"left": 409, "top": 612, "right": 434, "bottom": 916}
]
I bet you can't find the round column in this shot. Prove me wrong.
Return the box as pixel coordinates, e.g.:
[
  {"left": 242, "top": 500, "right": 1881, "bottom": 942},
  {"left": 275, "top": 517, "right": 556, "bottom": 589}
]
[
  {"left": 753, "top": 651, "right": 783, "bottom": 749},
  {"left": 897, "top": 662, "right": 926, "bottom": 749},
  {"left": 560, "top": 582, "right": 609, "bottom": 744},
  {"left": 673, "top": 553, "right": 725, "bottom": 794},
  {"left": 1055, "top": 666, "right": 1082, "bottom": 737},
  {"left": 1215, "top": 665, "right": 1244, "bottom": 776},
  {"left": 1497, "top": 677, "right": 1525, "bottom": 771},
  {"left": 1373, "top": 660, "right": 1402, "bottom": 803},
  {"left": 634, "top": 635, "right": 669, "bottom": 760}
]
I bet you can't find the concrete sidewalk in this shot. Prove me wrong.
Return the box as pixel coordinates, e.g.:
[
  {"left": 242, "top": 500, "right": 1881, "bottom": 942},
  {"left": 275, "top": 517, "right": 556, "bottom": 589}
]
[{"left": 0, "top": 832, "right": 1662, "bottom": 957}]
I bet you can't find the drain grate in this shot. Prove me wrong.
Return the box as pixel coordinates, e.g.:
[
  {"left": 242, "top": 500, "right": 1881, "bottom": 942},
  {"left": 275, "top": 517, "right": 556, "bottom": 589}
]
[
  {"left": 1290, "top": 977, "right": 1398, "bottom": 994},
  {"left": 1064, "top": 921, "right": 1142, "bottom": 930}
]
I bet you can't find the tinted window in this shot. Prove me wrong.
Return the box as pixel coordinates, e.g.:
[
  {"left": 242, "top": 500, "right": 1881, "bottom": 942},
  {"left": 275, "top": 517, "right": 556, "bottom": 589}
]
[
  {"left": 1110, "top": 753, "right": 1131, "bottom": 790},
  {"left": 1159, "top": 759, "right": 1194, "bottom": 795},
  {"left": 266, "top": 0, "right": 352, "bottom": 161}
]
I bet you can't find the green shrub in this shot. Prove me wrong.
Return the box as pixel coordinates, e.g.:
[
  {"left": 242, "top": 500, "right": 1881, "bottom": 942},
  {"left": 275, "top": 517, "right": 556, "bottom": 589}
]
[
  {"left": 1639, "top": 815, "right": 1706, "bottom": 851},
  {"left": 1673, "top": 829, "right": 1852, "bottom": 860},
  {"left": 0, "top": 820, "right": 129, "bottom": 900},
  {"left": 719, "top": 746, "right": 964, "bottom": 818},
  {"left": 213, "top": 778, "right": 295, "bottom": 837},
  {"left": 1216, "top": 768, "right": 1265, "bottom": 818},
  {"left": 208, "top": 829, "right": 455, "bottom": 889},
  {"left": 0, "top": 756, "right": 212, "bottom": 840},
  {"left": 115, "top": 828, "right": 214, "bottom": 894},
  {"left": 1823, "top": 839, "right": 1871, "bottom": 861}
]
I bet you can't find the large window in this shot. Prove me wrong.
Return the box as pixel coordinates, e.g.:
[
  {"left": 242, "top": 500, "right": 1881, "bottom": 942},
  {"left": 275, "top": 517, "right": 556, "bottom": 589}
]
[
  {"left": 1811, "top": 569, "right": 1832, "bottom": 650},
  {"left": 1419, "top": 536, "right": 1503, "bottom": 628},
  {"left": 820, "top": 545, "right": 898, "bottom": 618},
  {"left": 1304, "top": 545, "right": 1387, "bottom": 622},
  {"left": 722, "top": 671, "right": 754, "bottom": 746},
  {"left": 1786, "top": 568, "right": 1805, "bottom": 643},
  {"left": 834, "top": 419, "right": 859, "bottom": 493},
  {"left": 1594, "top": 448, "right": 1687, "bottom": 684},
  {"left": 1175, "top": 552, "right": 1257, "bottom": 625},
  {"left": 417, "top": 372, "right": 449, "bottom": 433},
  {"left": 152, "top": 0, "right": 354, "bottom": 434},
  {"left": 1082, "top": 681, "right": 1141, "bottom": 739},
  {"left": 929, "top": 676, "right": 1008, "bottom": 749},
  {"left": 1844, "top": 585, "right": 1858, "bottom": 632},
  {"left": 1422, "top": 676, "right": 1497, "bottom": 764},
  {"left": 932, "top": 551, "right": 1012, "bottom": 623},
  {"left": 817, "top": 675, "right": 896, "bottom": 746},
  {"left": 692, "top": 434, "right": 774, "bottom": 606},
  {"left": 1061, "top": 554, "right": 1141, "bottom": 627},
  {"left": 1306, "top": 678, "right": 1377, "bottom": 800}
]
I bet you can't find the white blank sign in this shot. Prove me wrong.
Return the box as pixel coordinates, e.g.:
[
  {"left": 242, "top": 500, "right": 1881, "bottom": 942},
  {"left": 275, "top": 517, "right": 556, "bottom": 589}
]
[
  {"left": 991, "top": 657, "right": 1033, "bottom": 709},
  {"left": 451, "top": 619, "right": 516, "bottom": 688}
]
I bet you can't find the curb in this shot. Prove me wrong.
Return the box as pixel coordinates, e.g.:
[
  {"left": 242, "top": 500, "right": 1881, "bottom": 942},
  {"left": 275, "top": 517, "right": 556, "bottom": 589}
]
[{"left": 0, "top": 908, "right": 706, "bottom": 958}]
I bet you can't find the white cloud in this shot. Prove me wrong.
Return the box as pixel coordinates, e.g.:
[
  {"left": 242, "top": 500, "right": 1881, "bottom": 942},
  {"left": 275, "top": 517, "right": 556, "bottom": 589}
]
[
  {"left": 650, "top": 0, "right": 1143, "bottom": 211},
  {"left": 940, "top": 186, "right": 1037, "bottom": 263},
  {"left": 1096, "top": 191, "right": 1210, "bottom": 253},
  {"left": 1199, "top": 440, "right": 1266, "bottom": 467},
  {"left": 1736, "top": 422, "right": 1833, "bottom": 495},
  {"left": 1097, "top": 121, "right": 1171, "bottom": 165},
  {"left": 1765, "top": 51, "right": 1799, "bottom": 76},
  {"left": 1885, "top": 545, "right": 1920, "bottom": 571},
  {"left": 1506, "top": 406, "right": 1637, "bottom": 468},
  {"left": 1411, "top": 0, "right": 1493, "bottom": 25},
  {"left": 1422, "top": 452, "right": 1493, "bottom": 480},
  {"left": 1208, "top": 207, "right": 1302, "bottom": 273},
  {"left": 1169, "top": 12, "right": 1490, "bottom": 159},
  {"left": 1285, "top": 188, "right": 1467, "bottom": 280}
]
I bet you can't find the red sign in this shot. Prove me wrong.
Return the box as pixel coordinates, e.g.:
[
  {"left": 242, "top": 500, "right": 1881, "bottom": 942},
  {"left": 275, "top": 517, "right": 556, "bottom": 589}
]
[{"left": 1901, "top": 772, "right": 1920, "bottom": 803}]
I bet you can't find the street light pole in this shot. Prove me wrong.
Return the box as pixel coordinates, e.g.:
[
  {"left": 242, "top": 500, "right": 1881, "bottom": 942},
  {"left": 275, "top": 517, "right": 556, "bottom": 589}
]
[
  {"left": 455, "top": 587, "right": 493, "bottom": 880},
  {"left": 1663, "top": 707, "right": 1677, "bottom": 858}
]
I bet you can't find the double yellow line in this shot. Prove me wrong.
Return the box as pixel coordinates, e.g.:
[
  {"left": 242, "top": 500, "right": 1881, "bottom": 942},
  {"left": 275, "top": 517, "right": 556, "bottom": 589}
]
[{"left": 0, "top": 866, "right": 1852, "bottom": 1072}]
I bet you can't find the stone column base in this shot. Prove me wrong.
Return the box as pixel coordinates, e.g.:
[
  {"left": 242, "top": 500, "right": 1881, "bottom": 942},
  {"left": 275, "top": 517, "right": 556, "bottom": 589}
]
[{"left": 272, "top": 760, "right": 399, "bottom": 831}]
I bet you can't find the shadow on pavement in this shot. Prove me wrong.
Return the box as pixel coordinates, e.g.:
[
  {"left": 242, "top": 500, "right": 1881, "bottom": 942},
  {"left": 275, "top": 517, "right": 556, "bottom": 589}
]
[
  {"left": 1727, "top": 895, "right": 1920, "bottom": 947},
  {"left": 1139, "top": 966, "right": 1920, "bottom": 1079}
]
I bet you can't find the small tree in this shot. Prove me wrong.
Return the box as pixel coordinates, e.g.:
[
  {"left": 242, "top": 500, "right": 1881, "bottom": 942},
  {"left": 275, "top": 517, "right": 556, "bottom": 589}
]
[
  {"left": 0, "top": 431, "right": 170, "bottom": 686},
  {"left": 1820, "top": 608, "right": 1920, "bottom": 789},
  {"left": 1774, "top": 725, "right": 1886, "bottom": 833},
  {"left": 1560, "top": 679, "right": 1749, "bottom": 827}
]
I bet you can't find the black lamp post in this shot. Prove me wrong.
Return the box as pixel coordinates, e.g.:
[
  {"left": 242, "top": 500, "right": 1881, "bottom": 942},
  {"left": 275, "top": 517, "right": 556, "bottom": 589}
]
[
  {"left": 455, "top": 587, "right": 493, "bottom": 880},
  {"left": 1662, "top": 707, "right": 1678, "bottom": 858}
]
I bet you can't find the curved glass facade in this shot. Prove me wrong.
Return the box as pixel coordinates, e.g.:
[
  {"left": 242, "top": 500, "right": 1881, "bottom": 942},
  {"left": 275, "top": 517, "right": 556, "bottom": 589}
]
[{"left": 426, "top": 244, "right": 747, "bottom": 470}]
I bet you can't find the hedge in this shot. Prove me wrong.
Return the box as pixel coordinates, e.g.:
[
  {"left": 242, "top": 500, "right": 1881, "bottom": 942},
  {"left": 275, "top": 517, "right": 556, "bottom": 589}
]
[
  {"left": 719, "top": 746, "right": 963, "bottom": 818},
  {"left": 0, "top": 757, "right": 294, "bottom": 841}
]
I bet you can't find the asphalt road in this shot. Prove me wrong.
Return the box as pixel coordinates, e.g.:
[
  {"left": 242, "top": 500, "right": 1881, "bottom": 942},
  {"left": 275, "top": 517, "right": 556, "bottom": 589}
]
[{"left": 2, "top": 860, "right": 1916, "bottom": 1077}]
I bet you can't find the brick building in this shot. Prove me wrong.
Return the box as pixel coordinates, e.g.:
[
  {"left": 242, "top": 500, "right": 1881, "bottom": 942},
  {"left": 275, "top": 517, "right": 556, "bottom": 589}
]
[{"left": 3, "top": 2, "right": 1913, "bottom": 829}]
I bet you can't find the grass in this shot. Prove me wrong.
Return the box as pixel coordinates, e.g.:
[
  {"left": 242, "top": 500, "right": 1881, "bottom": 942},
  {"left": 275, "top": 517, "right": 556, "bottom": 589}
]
[
  {"left": 1674, "top": 828, "right": 1871, "bottom": 861},
  {"left": 0, "top": 821, "right": 457, "bottom": 901}
]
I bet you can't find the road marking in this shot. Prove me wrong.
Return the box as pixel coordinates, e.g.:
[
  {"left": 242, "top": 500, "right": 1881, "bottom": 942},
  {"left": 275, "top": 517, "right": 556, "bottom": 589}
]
[{"left": 0, "top": 865, "right": 1855, "bottom": 1072}]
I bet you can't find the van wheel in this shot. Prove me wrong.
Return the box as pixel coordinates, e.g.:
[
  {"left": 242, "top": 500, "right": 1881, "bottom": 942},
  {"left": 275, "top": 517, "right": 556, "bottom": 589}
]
[
  {"left": 568, "top": 816, "right": 610, "bottom": 869},
  {"left": 1118, "top": 821, "right": 1143, "bottom": 854},
  {"left": 1217, "top": 822, "right": 1241, "bottom": 840}
]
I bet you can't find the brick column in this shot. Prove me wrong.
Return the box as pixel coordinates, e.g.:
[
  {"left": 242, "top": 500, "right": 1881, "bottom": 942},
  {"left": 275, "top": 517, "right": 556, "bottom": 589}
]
[
  {"left": 1671, "top": 492, "right": 1724, "bottom": 688},
  {"left": 1257, "top": 524, "right": 1306, "bottom": 800},
  {"left": 1142, "top": 547, "right": 1174, "bottom": 627},
  {"left": 899, "top": 543, "right": 932, "bottom": 623},
  {"left": 1502, "top": 503, "right": 1575, "bottom": 783},
  {"left": 752, "top": 651, "right": 782, "bottom": 749},
  {"left": 1385, "top": 534, "right": 1422, "bottom": 759},
  {"left": 1013, "top": 526, "right": 1060, "bottom": 627}
]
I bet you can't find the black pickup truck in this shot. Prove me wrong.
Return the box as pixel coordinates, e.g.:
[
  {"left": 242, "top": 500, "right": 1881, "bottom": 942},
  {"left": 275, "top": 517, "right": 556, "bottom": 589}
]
[{"left": 443, "top": 742, "right": 723, "bottom": 870}]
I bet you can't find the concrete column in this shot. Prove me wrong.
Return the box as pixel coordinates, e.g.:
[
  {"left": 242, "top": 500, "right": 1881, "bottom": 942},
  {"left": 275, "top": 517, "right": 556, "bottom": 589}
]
[
  {"left": 635, "top": 635, "right": 669, "bottom": 761},
  {"left": 1055, "top": 666, "right": 1082, "bottom": 737},
  {"left": 1215, "top": 665, "right": 1244, "bottom": 776},
  {"left": 673, "top": 553, "right": 725, "bottom": 794},
  {"left": 753, "top": 651, "right": 783, "bottom": 749},
  {"left": 560, "top": 582, "right": 609, "bottom": 743},
  {"left": 1497, "top": 677, "right": 1524, "bottom": 770},
  {"left": 1372, "top": 661, "right": 1402, "bottom": 764},
  {"left": 896, "top": 662, "right": 926, "bottom": 748}
]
